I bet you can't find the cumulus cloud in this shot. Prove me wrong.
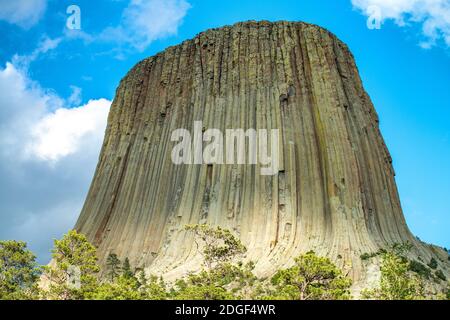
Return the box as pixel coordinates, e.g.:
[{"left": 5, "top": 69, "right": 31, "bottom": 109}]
[
  {"left": 0, "top": 0, "right": 189, "bottom": 261},
  {"left": 28, "top": 97, "right": 109, "bottom": 162},
  {"left": 0, "top": 0, "right": 47, "bottom": 29},
  {"left": 352, "top": 0, "right": 450, "bottom": 48},
  {"left": 0, "top": 62, "right": 61, "bottom": 158},
  {"left": 100, "top": 0, "right": 191, "bottom": 51},
  {"left": 0, "top": 62, "right": 110, "bottom": 262}
]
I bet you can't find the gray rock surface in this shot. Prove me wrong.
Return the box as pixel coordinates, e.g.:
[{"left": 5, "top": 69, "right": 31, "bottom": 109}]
[{"left": 75, "top": 21, "right": 448, "bottom": 290}]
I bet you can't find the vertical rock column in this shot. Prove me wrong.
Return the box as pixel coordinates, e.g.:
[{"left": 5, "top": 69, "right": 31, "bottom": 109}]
[{"left": 75, "top": 21, "right": 444, "bottom": 284}]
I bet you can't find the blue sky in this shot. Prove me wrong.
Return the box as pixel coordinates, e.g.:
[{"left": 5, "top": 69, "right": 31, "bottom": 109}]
[{"left": 0, "top": 0, "right": 449, "bottom": 262}]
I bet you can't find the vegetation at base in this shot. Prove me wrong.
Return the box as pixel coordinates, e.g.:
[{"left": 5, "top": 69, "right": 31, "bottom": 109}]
[
  {"left": 0, "top": 241, "right": 41, "bottom": 299},
  {"left": 361, "top": 244, "right": 449, "bottom": 300},
  {"left": 171, "top": 224, "right": 255, "bottom": 299},
  {"left": 256, "top": 251, "right": 352, "bottom": 300},
  {"left": 362, "top": 249, "right": 425, "bottom": 300},
  {"left": 106, "top": 253, "right": 121, "bottom": 281},
  {"left": 121, "top": 257, "right": 133, "bottom": 279},
  {"left": 0, "top": 228, "right": 448, "bottom": 300},
  {"left": 41, "top": 230, "right": 100, "bottom": 300}
]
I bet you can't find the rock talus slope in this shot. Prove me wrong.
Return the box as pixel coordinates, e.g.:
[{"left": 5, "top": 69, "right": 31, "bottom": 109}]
[{"left": 75, "top": 21, "right": 448, "bottom": 288}]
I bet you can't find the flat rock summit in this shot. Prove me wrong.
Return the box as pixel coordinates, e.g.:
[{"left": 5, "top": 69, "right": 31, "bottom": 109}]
[{"left": 75, "top": 21, "right": 448, "bottom": 291}]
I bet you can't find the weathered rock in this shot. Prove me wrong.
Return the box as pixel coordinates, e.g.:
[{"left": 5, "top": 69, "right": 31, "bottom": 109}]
[{"left": 75, "top": 21, "right": 448, "bottom": 290}]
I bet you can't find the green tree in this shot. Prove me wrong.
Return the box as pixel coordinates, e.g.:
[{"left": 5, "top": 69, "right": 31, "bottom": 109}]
[
  {"left": 43, "top": 230, "right": 100, "bottom": 300},
  {"left": 142, "top": 275, "right": 170, "bottom": 300},
  {"left": 362, "top": 249, "right": 425, "bottom": 300},
  {"left": 184, "top": 224, "right": 246, "bottom": 269},
  {"left": 122, "top": 257, "right": 133, "bottom": 279},
  {"left": 259, "top": 251, "right": 352, "bottom": 300},
  {"left": 93, "top": 275, "right": 143, "bottom": 300},
  {"left": 172, "top": 224, "right": 255, "bottom": 300},
  {"left": 93, "top": 272, "right": 169, "bottom": 300},
  {"left": 0, "top": 241, "right": 41, "bottom": 300},
  {"left": 106, "top": 253, "right": 121, "bottom": 281},
  {"left": 173, "top": 262, "right": 257, "bottom": 300}
]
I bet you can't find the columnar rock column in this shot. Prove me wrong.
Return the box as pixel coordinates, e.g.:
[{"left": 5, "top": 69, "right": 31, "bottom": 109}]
[{"left": 75, "top": 21, "right": 447, "bottom": 287}]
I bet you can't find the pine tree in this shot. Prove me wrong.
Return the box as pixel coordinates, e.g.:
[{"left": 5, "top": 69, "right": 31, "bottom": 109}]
[
  {"left": 0, "top": 241, "right": 41, "bottom": 300},
  {"left": 106, "top": 253, "right": 121, "bottom": 281},
  {"left": 259, "top": 251, "right": 352, "bottom": 300},
  {"left": 42, "top": 230, "right": 100, "bottom": 300},
  {"left": 122, "top": 258, "right": 133, "bottom": 278}
]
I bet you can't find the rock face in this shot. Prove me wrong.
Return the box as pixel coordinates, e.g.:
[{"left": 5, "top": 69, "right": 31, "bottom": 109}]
[{"left": 75, "top": 21, "right": 447, "bottom": 288}]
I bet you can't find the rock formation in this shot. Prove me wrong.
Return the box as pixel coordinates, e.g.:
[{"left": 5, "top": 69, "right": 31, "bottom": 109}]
[{"left": 75, "top": 21, "right": 448, "bottom": 290}]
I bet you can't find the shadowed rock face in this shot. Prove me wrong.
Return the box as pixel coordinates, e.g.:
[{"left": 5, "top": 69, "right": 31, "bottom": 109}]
[{"left": 75, "top": 21, "right": 447, "bottom": 288}]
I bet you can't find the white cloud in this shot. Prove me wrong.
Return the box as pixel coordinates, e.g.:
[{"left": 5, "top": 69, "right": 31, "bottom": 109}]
[
  {"left": 0, "top": 62, "right": 61, "bottom": 157},
  {"left": 352, "top": 0, "right": 450, "bottom": 48},
  {"left": 0, "top": 62, "right": 110, "bottom": 262},
  {"left": 28, "top": 98, "right": 109, "bottom": 162},
  {"left": 0, "top": 0, "right": 47, "bottom": 29},
  {"left": 0, "top": 0, "right": 188, "bottom": 261},
  {"left": 0, "top": 63, "right": 109, "bottom": 162},
  {"left": 100, "top": 0, "right": 191, "bottom": 51}
]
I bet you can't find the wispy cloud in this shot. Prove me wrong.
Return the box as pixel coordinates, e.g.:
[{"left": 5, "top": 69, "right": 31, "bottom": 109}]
[
  {"left": 351, "top": 0, "right": 450, "bottom": 48},
  {"left": 99, "top": 0, "right": 191, "bottom": 51},
  {"left": 12, "top": 36, "right": 62, "bottom": 69},
  {"left": 2, "top": 0, "right": 191, "bottom": 60},
  {"left": 67, "top": 85, "right": 82, "bottom": 107},
  {"left": 0, "top": 0, "right": 47, "bottom": 29}
]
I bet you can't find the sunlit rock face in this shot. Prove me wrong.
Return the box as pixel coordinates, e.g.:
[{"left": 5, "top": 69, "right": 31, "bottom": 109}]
[{"left": 75, "top": 21, "right": 447, "bottom": 289}]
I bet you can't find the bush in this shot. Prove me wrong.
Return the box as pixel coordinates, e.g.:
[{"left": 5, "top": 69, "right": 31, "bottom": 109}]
[
  {"left": 184, "top": 224, "right": 246, "bottom": 268},
  {"left": 427, "top": 258, "right": 438, "bottom": 269},
  {"left": 434, "top": 270, "right": 446, "bottom": 281},
  {"left": 360, "top": 253, "right": 372, "bottom": 260},
  {"left": 360, "top": 248, "right": 388, "bottom": 261},
  {"left": 409, "top": 260, "right": 431, "bottom": 279}
]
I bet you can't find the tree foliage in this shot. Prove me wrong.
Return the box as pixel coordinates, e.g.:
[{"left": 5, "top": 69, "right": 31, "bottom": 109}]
[
  {"left": 42, "top": 230, "right": 100, "bottom": 300},
  {"left": 257, "top": 251, "right": 352, "bottom": 300},
  {"left": 93, "top": 270, "right": 169, "bottom": 300},
  {"left": 106, "top": 253, "right": 121, "bottom": 281},
  {"left": 2, "top": 228, "right": 448, "bottom": 300},
  {"left": 173, "top": 261, "right": 257, "bottom": 300},
  {"left": 362, "top": 248, "right": 425, "bottom": 300},
  {"left": 122, "top": 257, "right": 133, "bottom": 279},
  {"left": 0, "top": 241, "right": 41, "bottom": 300},
  {"left": 172, "top": 224, "right": 255, "bottom": 299},
  {"left": 184, "top": 224, "right": 246, "bottom": 269}
]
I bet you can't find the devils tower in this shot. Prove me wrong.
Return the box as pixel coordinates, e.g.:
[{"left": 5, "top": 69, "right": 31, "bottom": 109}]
[{"left": 75, "top": 21, "right": 448, "bottom": 289}]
